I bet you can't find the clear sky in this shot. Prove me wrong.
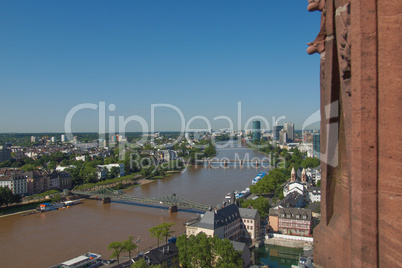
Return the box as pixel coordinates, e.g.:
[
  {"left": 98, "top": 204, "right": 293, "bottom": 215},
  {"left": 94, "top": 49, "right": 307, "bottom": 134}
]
[{"left": 0, "top": 0, "right": 322, "bottom": 133}]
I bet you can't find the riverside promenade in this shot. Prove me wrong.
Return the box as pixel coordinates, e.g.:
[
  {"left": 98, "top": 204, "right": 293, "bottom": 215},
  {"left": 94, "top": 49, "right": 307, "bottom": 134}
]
[{"left": 264, "top": 235, "right": 313, "bottom": 249}]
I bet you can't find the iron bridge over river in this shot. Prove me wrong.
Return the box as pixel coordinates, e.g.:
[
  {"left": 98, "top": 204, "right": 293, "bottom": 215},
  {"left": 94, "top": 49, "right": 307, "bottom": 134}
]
[{"left": 72, "top": 188, "right": 210, "bottom": 213}]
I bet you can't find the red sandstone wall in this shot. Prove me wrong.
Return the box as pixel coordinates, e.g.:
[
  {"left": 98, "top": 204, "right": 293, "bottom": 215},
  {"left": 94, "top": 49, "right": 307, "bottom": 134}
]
[
  {"left": 313, "top": 0, "right": 402, "bottom": 267},
  {"left": 377, "top": 0, "right": 402, "bottom": 267}
]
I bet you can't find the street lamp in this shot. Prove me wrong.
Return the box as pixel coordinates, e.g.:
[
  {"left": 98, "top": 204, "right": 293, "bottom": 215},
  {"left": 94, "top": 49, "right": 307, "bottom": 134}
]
[{"left": 136, "top": 236, "right": 141, "bottom": 252}]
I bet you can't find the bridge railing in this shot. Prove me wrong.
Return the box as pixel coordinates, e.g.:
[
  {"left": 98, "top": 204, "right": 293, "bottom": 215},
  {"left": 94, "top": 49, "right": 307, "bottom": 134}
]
[{"left": 71, "top": 188, "right": 210, "bottom": 211}]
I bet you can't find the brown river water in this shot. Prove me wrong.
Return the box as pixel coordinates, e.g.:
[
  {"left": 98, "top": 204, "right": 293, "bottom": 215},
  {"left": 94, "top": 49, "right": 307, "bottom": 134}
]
[{"left": 0, "top": 142, "right": 270, "bottom": 268}]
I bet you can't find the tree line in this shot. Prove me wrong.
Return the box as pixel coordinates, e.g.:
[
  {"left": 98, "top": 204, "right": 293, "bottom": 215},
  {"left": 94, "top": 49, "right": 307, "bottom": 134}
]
[{"left": 108, "top": 223, "right": 244, "bottom": 268}]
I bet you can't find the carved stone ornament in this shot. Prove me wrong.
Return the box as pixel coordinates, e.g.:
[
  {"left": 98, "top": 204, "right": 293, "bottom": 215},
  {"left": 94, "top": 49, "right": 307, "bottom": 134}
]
[
  {"left": 337, "top": 3, "right": 351, "bottom": 80},
  {"left": 307, "top": 0, "right": 326, "bottom": 55},
  {"left": 307, "top": 0, "right": 325, "bottom": 12}
]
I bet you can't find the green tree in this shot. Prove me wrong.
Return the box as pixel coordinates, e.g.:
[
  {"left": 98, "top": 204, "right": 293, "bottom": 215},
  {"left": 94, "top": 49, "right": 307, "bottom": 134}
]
[
  {"left": 110, "top": 166, "right": 120, "bottom": 179},
  {"left": 60, "top": 159, "right": 70, "bottom": 166},
  {"left": 131, "top": 258, "right": 161, "bottom": 268},
  {"left": 108, "top": 241, "right": 125, "bottom": 264},
  {"left": 161, "top": 223, "right": 175, "bottom": 244},
  {"left": 250, "top": 168, "right": 286, "bottom": 195},
  {"left": 240, "top": 196, "right": 270, "bottom": 218},
  {"left": 123, "top": 236, "right": 137, "bottom": 260},
  {"left": 131, "top": 259, "right": 148, "bottom": 268},
  {"left": 212, "top": 236, "right": 243, "bottom": 268},
  {"left": 47, "top": 161, "right": 58, "bottom": 170},
  {"left": 21, "top": 164, "right": 36, "bottom": 172},
  {"left": 176, "top": 233, "right": 243, "bottom": 268},
  {"left": 180, "top": 232, "right": 212, "bottom": 268},
  {"left": 79, "top": 166, "right": 98, "bottom": 184},
  {"left": 148, "top": 225, "right": 164, "bottom": 247},
  {"left": 0, "top": 186, "right": 16, "bottom": 207},
  {"left": 204, "top": 142, "right": 216, "bottom": 157},
  {"left": 66, "top": 166, "right": 83, "bottom": 187},
  {"left": 301, "top": 157, "right": 320, "bottom": 169},
  {"left": 51, "top": 193, "right": 62, "bottom": 203}
]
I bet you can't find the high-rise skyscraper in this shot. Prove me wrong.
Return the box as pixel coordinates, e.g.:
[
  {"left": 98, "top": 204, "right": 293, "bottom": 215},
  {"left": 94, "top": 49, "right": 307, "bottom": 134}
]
[
  {"left": 252, "top": 121, "right": 261, "bottom": 141},
  {"left": 313, "top": 132, "right": 320, "bottom": 158},
  {"left": 284, "top": 122, "right": 295, "bottom": 142},
  {"left": 279, "top": 129, "right": 287, "bottom": 144},
  {"left": 273, "top": 125, "right": 284, "bottom": 142},
  {"left": 0, "top": 146, "right": 11, "bottom": 163}
]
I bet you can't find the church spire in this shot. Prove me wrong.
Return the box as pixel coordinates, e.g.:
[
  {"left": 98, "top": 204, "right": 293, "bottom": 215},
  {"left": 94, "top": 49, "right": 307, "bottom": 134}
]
[
  {"left": 291, "top": 167, "right": 296, "bottom": 182},
  {"left": 302, "top": 168, "right": 307, "bottom": 182}
]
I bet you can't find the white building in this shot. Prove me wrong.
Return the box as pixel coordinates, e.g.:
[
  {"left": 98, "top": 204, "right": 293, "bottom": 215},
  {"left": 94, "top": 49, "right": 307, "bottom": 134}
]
[
  {"left": 305, "top": 168, "right": 321, "bottom": 185},
  {"left": 308, "top": 187, "right": 321, "bottom": 203},
  {"left": 279, "top": 129, "right": 287, "bottom": 144},
  {"left": 61, "top": 135, "right": 66, "bottom": 142},
  {"left": 186, "top": 203, "right": 261, "bottom": 242},
  {"left": 98, "top": 163, "right": 125, "bottom": 177},
  {"left": 25, "top": 152, "right": 38, "bottom": 158},
  {"left": 56, "top": 165, "right": 75, "bottom": 172},
  {"left": 0, "top": 175, "right": 28, "bottom": 195},
  {"left": 284, "top": 122, "right": 295, "bottom": 142},
  {"left": 283, "top": 181, "right": 305, "bottom": 198},
  {"left": 299, "top": 143, "right": 313, "bottom": 153},
  {"left": 283, "top": 167, "right": 321, "bottom": 204},
  {"left": 75, "top": 155, "right": 87, "bottom": 161}
]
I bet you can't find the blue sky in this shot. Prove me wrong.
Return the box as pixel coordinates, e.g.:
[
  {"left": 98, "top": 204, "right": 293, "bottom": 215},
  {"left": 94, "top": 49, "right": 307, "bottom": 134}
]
[{"left": 0, "top": 0, "right": 322, "bottom": 133}]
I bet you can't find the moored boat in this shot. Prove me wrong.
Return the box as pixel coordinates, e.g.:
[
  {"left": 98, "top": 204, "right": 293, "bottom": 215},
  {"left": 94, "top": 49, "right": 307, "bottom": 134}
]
[
  {"left": 251, "top": 172, "right": 266, "bottom": 184},
  {"left": 49, "top": 252, "right": 102, "bottom": 268},
  {"left": 38, "top": 203, "right": 64, "bottom": 211}
]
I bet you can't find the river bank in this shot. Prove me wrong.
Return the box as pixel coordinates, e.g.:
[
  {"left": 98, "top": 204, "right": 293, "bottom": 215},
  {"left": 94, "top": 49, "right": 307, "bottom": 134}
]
[{"left": 0, "top": 208, "right": 37, "bottom": 218}]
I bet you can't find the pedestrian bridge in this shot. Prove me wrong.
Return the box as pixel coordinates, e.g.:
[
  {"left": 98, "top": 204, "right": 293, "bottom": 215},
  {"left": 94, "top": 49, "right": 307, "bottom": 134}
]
[{"left": 72, "top": 187, "right": 210, "bottom": 213}]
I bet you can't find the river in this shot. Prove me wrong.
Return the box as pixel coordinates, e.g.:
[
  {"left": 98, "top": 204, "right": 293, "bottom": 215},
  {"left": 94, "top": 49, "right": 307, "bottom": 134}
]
[{"left": 0, "top": 141, "right": 270, "bottom": 268}]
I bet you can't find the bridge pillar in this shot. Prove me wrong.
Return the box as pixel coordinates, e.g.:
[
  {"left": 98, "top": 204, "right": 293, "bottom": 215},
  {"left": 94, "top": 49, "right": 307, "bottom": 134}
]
[
  {"left": 224, "top": 161, "right": 227, "bottom": 167},
  {"left": 255, "top": 161, "right": 258, "bottom": 167},
  {"left": 169, "top": 205, "right": 177, "bottom": 213},
  {"left": 209, "top": 161, "right": 211, "bottom": 167},
  {"left": 102, "top": 197, "right": 111, "bottom": 204},
  {"left": 240, "top": 160, "right": 243, "bottom": 167}
]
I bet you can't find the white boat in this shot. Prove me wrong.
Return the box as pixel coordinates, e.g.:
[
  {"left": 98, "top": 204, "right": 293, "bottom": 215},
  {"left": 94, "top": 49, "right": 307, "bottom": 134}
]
[
  {"left": 252, "top": 172, "right": 266, "bottom": 184},
  {"left": 49, "top": 252, "right": 102, "bottom": 268},
  {"left": 63, "top": 199, "right": 81, "bottom": 206}
]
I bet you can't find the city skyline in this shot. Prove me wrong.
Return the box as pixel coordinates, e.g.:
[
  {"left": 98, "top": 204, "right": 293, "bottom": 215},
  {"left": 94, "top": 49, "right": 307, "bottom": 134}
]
[{"left": 0, "top": 1, "right": 321, "bottom": 133}]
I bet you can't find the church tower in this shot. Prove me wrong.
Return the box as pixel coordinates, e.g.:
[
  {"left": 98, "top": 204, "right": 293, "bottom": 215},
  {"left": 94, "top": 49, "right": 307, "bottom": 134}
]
[
  {"left": 291, "top": 167, "right": 296, "bottom": 182},
  {"left": 301, "top": 168, "right": 307, "bottom": 183}
]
